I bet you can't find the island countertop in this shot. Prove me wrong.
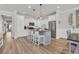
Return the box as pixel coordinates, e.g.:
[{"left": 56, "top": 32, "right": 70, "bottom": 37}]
[{"left": 28, "top": 28, "right": 49, "bottom": 32}]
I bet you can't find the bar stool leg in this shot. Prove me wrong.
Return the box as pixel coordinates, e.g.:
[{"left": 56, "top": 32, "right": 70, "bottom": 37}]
[
  {"left": 68, "top": 43, "right": 71, "bottom": 54},
  {"left": 37, "top": 38, "right": 40, "bottom": 48}
]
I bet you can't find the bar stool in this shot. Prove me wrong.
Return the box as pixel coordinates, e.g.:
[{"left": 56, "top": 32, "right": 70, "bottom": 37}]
[
  {"left": 66, "top": 30, "right": 72, "bottom": 54},
  {"left": 32, "top": 31, "right": 45, "bottom": 47}
]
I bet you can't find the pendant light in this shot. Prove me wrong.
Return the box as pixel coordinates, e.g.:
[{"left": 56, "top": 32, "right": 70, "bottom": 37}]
[
  {"left": 37, "top": 4, "right": 43, "bottom": 19},
  {"left": 32, "top": 8, "right": 36, "bottom": 19},
  {"left": 39, "top": 4, "right": 42, "bottom": 19}
]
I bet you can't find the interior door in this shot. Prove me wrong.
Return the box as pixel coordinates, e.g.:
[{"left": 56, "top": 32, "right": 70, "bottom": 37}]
[{"left": 48, "top": 21, "right": 56, "bottom": 38}]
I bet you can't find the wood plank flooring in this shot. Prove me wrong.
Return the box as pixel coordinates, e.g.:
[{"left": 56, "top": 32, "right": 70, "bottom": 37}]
[{"left": 0, "top": 32, "right": 68, "bottom": 54}]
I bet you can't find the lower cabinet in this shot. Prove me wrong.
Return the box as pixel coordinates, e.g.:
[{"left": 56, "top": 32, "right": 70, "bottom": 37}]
[
  {"left": 44, "top": 31, "right": 51, "bottom": 45},
  {"left": 0, "top": 36, "right": 3, "bottom": 48}
]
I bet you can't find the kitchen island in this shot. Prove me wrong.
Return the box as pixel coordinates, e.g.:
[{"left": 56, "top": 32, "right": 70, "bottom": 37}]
[{"left": 27, "top": 28, "right": 51, "bottom": 46}]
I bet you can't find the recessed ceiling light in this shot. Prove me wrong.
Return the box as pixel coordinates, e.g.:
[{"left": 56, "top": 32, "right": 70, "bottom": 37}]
[
  {"left": 28, "top": 6, "right": 31, "bottom": 8},
  {"left": 33, "top": 9, "right": 35, "bottom": 11},
  {"left": 57, "top": 6, "right": 60, "bottom": 8}
]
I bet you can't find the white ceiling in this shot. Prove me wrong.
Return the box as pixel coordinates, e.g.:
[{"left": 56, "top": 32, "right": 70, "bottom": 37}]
[{"left": 0, "top": 4, "right": 79, "bottom": 18}]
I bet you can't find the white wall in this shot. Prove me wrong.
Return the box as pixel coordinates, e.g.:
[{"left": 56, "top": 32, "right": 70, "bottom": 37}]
[{"left": 56, "top": 10, "right": 72, "bottom": 39}]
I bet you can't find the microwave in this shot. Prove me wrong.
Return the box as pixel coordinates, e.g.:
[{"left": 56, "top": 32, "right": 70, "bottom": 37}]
[{"left": 29, "top": 22, "right": 35, "bottom": 26}]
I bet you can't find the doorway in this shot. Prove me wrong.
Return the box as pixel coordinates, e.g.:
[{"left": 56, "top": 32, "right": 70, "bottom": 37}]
[
  {"left": 6, "top": 20, "right": 12, "bottom": 32},
  {"left": 48, "top": 21, "right": 56, "bottom": 38},
  {"left": 1, "top": 15, "right": 12, "bottom": 35}
]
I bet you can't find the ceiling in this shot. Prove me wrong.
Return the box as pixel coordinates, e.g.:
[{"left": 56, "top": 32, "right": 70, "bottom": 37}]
[{"left": 0, "top": 4, "right": 79, "bottom": 18}]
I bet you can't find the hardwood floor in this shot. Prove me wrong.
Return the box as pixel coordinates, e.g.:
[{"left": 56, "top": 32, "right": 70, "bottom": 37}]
[{"left": 0, "top": 32, "right": 68, "bottom": 54}]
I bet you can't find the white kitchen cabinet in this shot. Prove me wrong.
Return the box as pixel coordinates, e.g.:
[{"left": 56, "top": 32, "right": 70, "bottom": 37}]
[
  {"left": 76, "top": 10, "right": 79, "bottom": 28},
  {"left": 68, "top": 8, "right": 79, "bottom": 28},
  {"left": 44, "top": 31, "right": 51, "bottom": 45},
  {"left": 0, "top": 16, "right": 3, "bottom": 48},
  {"left": 0, "top": 34, "right": 3, "bottom": 48}
]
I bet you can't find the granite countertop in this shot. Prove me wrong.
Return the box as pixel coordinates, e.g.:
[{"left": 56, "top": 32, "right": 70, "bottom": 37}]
[{"left": 28, "top": 28, "right": 49, "bottom": 32}]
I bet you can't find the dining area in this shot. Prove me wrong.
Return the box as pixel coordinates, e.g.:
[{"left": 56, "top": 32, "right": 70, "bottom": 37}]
[{"left": 67, "top": 30, "right": 79, "bottom": 54}]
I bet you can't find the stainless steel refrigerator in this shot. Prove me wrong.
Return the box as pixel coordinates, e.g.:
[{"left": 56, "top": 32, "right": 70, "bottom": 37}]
[{"left": 48, "top": 21, "right": 56, "bottom": 38}]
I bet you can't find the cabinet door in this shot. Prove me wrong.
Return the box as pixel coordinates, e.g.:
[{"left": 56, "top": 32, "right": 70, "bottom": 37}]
[
  {"left": 68, "top": 13, "right": 73, "bottom": 26},
  {"left": 76, "top": 10, "right": 79, "bottom": 28}
]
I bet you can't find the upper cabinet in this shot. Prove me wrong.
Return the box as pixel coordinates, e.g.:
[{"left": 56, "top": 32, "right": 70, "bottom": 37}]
[
  {"left": 68, "top": 13, "right": 73, "bottom": 26},
  {"left": 76, "top": 10, "right": 79, "bottom": 28},
  {"left": 67, "top": 8, "right": 79, "bottom": 28}
]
